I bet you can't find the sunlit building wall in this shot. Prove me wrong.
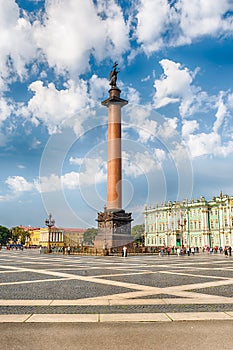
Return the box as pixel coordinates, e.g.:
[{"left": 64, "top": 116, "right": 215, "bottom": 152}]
[{"left": 144, "top": 193, "right": 233, "bottom": 248}]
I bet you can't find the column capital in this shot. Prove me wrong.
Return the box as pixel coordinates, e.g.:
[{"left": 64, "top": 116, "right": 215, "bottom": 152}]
[{"left": 101, "top": 87, "right": 128, "bottom": 107}]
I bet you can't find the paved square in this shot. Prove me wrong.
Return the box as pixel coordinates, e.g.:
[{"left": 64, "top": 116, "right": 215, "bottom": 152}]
[{"left": 0, "top": 250, "right": 233, "bottom": 321}]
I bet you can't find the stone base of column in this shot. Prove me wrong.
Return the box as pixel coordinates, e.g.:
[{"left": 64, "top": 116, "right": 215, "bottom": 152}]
[{"left": 94, "top": 207, "right": 133, "bottom": 250}]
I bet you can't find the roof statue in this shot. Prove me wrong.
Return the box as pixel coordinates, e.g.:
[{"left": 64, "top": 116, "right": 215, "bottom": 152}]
[{"left": 109, "top": 62, "right": 120, "bottom": 87}]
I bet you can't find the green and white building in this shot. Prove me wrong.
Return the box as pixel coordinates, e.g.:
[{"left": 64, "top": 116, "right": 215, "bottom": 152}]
[{"left": 144, "top": 193, "right": 233, "bottom": 249}]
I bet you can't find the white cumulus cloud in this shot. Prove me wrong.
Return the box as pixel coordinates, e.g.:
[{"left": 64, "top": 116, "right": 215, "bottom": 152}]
[
  {"left": 33, "top": 0, "right": 129, "bottom": 75},
  {"left": 6, "top": 176, "right": 34, "bottom": 192},
  {"left": 182, "top": 120, "right": 199, "bottom": 138},
  {"left": 153, "top": 59, "right": 197, "bottom": 112},
  {"left": 136, "top": 0, "right": 171, "bottom": 54},
  {"left": 0, "top": 0, "right": 37, "bottom": 89},
  {"left": 135, "top": 0, "right": 233, "bottom": 53},
  {"left": 123, "top": 150, "right": 162, "bottom": 178},
  {"left": 178, "top": 0, "right": 233, "bottom": 43},
  {"left": 22, "top": 79, "right": 91, "bottom": 134},
  {"left": 213, "top": 92, "right": 228, "bottom": 133}
]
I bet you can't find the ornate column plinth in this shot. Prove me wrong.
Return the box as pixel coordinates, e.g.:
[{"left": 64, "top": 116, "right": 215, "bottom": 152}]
[{"left": 95, "top": 207, "right": 133, "bottom": 250}]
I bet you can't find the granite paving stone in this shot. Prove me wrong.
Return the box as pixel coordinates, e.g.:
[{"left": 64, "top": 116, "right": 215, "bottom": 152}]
[
  {"left": 176, "top": 269, "right": 233, "bottom": 278},
  {"left": 0, "top": 272, "right": 60, "bottom": 283},
  {"left": 0, "top": 304, "right": 233, "bottom": 314},
  {"left": 53, "top": 269, "right": 139, "bottom": 276},
  {"left": 190, "top": 285, "right": 233, "bottom": 298},
  {"left": 98, "top": 272, "right": 222, "bottom": 288},
  {"left": 0, "top": 279, "right": 135, "bottom": 300}
]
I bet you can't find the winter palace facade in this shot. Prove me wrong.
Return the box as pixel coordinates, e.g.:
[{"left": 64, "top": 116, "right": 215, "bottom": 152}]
[{"left": 144, "top": 193, "right": 233, "bottom": 249}]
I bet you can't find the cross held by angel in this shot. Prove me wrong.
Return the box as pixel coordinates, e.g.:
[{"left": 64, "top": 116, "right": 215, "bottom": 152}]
[{"left": 109, "top": 62, "right": 120, "bottom": 87}]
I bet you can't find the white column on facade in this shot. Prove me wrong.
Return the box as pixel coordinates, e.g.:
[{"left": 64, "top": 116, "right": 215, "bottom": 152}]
[
  {"left": 226, "top": 205, "right": 232, "bottom": 247},
  {"left": 202, "top": 209, "right": 208, "bottom": 246},
  {"left": 219, "top": 206, "right": 223, "bottom": 231},
  {"left": 219, "top": 205, "right": 224, "bottom": 247},
  {"left": 201, "top": 209, "right": 205, "bottom": 232},
  {"left": 203, "top": 209, "right": 208, "bottom": 232}
]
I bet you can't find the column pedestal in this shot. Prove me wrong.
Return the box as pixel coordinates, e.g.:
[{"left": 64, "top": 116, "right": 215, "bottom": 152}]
[{"left": 94, "top": 207, "right": 133, "bottom": 250}]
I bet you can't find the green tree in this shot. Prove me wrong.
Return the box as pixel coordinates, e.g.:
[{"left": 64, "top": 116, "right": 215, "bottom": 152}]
[
  {"left": 0, "top": 226, "right": 11, "bottom": 245},
  {"left": 11, "top": 226, "right": 30, "bottom": 245},
  {"left": 83, "top": 228, "right": 98, "bottom": 245},
  {"left": 131, "top": 224, "right": 145, "bottom": 243}
]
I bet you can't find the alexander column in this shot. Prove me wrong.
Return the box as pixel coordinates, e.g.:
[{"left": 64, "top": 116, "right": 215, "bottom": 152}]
[{"left": 94, "top": 63, "right": 133, "bottom": 252}]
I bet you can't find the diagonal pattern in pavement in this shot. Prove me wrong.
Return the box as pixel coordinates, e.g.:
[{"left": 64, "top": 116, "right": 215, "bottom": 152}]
[{"left": 0, "top": 250, "right": 233, "bottom": 322}]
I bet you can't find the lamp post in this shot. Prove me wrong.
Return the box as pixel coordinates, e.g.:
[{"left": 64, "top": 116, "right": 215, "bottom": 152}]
[{"left": 45, "top": 213, "right": 55, "bottom": 253}]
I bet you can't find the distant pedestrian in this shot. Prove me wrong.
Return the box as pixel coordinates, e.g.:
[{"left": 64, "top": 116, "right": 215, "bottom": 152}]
[
  {"left": 187, "top": 247, "right": 190, "bottom": 256},
  {"left": 161, "top": 248, "right": 164, "bottom": 257},
  {"left": 167, "top": 247, "right": 171, "bottom": 256},
  {"left": 229, "top": 246, "right": 232, "bottom": 257},
  {"left": 191, "top": 247, "right": 195, "bottom": 255},
  {"left": 224, "top": 247, "right": 228, "bottom": 257},
  {"left": 67, "top": 246, "right": 71, "bottom": 255},
  {"left": 177, "top": 248, "right": 180, "bottom": 256},
  {"left": 123, "top": 246, "right": 127, "bottom": 257}
]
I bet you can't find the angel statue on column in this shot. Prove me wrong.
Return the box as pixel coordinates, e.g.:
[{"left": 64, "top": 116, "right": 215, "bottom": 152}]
[{"left": 109, "top": 62, "right": 120, "bottom": 87}]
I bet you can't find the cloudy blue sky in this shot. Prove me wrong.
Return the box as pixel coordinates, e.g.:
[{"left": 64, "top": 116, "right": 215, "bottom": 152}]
[{"left": 1, "top": 0, "right": 233, "bottom": 228}]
